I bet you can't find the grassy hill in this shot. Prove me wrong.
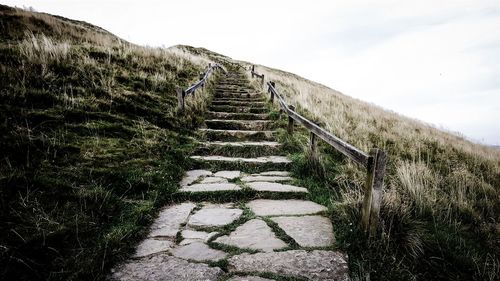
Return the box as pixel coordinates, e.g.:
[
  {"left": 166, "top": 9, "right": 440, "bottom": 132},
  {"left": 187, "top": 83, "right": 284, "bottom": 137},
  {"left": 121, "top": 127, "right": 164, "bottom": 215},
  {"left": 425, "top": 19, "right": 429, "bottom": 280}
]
[
  {"left": 0, "top": 5, "right": 226, "bottom": 280},
  {"left": 1, "top": 4, "right": 499, "bottom": 281},
  {"left": 232, "top": 62, "right": 500, "bottom": 280}
]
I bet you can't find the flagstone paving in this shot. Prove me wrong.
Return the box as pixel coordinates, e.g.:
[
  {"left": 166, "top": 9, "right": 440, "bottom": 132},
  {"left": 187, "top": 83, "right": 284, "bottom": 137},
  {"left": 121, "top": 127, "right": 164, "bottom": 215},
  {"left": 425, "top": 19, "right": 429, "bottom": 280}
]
[
  {"left": 214, "top": 219, "right": 288, "bottom": 252},
  {"left": 247, "top": 199, "right": 328, "bottom": 216},
  {"left": 270, "top": 215, "right": 335, "bottom": 247},
  {"left": 110, "top": 70, "right": 349, "bottom": 280},
  {"left": 187, "top": 204, "right": 243, "bottom": 227}
]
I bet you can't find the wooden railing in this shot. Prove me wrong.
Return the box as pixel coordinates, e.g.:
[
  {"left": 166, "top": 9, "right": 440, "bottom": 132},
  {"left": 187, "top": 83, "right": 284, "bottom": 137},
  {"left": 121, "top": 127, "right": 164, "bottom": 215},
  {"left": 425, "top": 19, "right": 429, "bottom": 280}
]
[
  {"left": 250, "top": 65, "right": 265, "bottom": 86},
  {"left": 176, "top": 63, "right": 225, "bottom": 112},
  {"left": 251, "top": 66, "right": 387, "bottom": 236}
]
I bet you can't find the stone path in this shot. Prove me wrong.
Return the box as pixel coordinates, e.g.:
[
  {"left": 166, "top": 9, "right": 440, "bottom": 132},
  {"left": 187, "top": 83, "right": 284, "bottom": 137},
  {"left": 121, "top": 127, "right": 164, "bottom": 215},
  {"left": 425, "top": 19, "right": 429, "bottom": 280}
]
[{"left": 110, "top": 70, "right": 350, "bottom": 280}]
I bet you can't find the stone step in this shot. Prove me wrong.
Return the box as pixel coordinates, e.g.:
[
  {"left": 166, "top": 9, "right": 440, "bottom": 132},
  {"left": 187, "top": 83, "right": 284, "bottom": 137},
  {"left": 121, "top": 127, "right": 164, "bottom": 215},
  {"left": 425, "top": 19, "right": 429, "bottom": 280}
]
[
  {"left": 194, "top": 141, "right": 282, "bottom": 157},
  {"left": 217, "top": 81, "right": 247, "bottom": 84},
  {"left": 179, "top": 169, "right": 303, "bottom": 194},
  {"left": 211, "top": 100, "right": 266, "bottom": 107},
  {"left": 190, "top": 155, "right": 290, "bottom": 164},
  {"left": 245, "top": 182, "right": 308, "bottom": 193},
  {"left": 205, "top": 119, "right": 273, "bottom": 130},
  {"left": 212, "top": 97, "right": 265, "bottom": 103},
  {"left": 215, "top": 89, "right": 251, "bottom": 94},
  {"left": 209, "top": 105, "right": 267, "bottom": 114},
  {"left": 190, "top": 155, "right": 292, "bottom": 172},
  {"left": 199, "top": 141, "right": 280, "bottom": 148},
  {"left": 246, "top": 199, "right": 327, "bottom": 216},
  {"left": 216, "top": 81, "right": 249, "bottom": 84},
  {"left": 214, "top": 92, "right": 261, "bottom": 99},
  {"left": 206, "top": 111, "right": 269, "bottom": 120},
  {"left": 228, "top": 250, "right": 349, "bottom": 281},
  {"left": 198, "top": 128, "right": 276, "bottom": 141}
]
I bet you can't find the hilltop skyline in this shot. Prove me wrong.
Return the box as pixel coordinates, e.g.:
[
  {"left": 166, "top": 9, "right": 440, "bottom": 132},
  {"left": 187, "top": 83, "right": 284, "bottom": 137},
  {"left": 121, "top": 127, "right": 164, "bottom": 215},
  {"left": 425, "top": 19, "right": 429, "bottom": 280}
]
[{"left": 2, "top": 0, "right": 499, "bottom": 145}]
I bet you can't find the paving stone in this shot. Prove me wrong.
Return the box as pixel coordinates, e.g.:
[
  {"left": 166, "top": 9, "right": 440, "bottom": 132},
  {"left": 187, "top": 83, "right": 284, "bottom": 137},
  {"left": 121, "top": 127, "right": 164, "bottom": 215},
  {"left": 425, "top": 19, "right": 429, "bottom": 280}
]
[
  {"left": 133, "top": 239, "right": 174, "bottom": 258},
  {"left": 202, "top": 141, "right": 280, "bottom": 147},
  {"left": 190, "top": 155, "right": 291, "bottom": 164},
  {"left": 188, "top": 206, "right": 243, "bottom": 227},
  {"left": 247, "top": 199, "right": 327, "bottom": 216},
  {"left": 271, "top": 216, "right": 334, "bottom": 247},
  {"left": 255, "top": 171, "right": 290, "bottom": 176},
  {"left": 180, "top": 230, "right": 218, "bottom": 245},
  {"left": 245, "top": 181, "right": 303, "bottom": 193},
  {"left": 180, "top": 183, "right": 241, "bottom": 193},
  {"left": 213, "top": 170, "right": 241, "bottom": 179},
  {"left": 199, "top": 176, "right": 228, "bottom": 184},
  {"left": 180, "top": 170, "right": 212, "bottom": 186},
  {"left": 228, "top": 250, "right": 350, "bottom": 281},
  {"left": 110, "top": 254, "right": 223, "bottom": 281},
  {"left": 171, "top": 242, "right": 227, "bottom": 262},
  {"left": 246, "top": 182, "right": 307, "bottom": 193},
  {"left": 149, "top": 203, "right": 195, "bottom": 238},
  {"left": 214, "top": 219, "right": 287, "bottom": 252},
  {"left": 241, "top": 176, "right": 293, "bottom": 182},
  {"left": 227, "top": 277, "right": 275, "bottom": 281}
]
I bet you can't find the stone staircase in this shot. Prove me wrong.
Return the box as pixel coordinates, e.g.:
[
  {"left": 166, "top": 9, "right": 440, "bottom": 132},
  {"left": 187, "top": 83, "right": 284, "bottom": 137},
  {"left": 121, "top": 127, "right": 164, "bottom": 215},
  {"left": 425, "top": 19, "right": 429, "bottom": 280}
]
[{"left": 110, "top": 70, "right": 350, "bottom": 281}]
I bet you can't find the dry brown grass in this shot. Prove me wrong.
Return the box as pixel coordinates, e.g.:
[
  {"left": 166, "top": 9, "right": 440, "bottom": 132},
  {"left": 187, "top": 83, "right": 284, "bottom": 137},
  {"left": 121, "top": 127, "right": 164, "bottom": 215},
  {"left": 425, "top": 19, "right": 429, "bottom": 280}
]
[{"left": 239, "top": 62, "right": 500, "bottom": 280}]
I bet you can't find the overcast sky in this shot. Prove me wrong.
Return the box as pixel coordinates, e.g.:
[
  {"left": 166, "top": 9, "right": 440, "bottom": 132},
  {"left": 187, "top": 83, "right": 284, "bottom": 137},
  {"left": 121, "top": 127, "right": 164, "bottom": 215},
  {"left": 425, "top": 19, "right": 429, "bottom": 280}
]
[{"left": 3, "top": 0, "right": 500, "bottom": 145}]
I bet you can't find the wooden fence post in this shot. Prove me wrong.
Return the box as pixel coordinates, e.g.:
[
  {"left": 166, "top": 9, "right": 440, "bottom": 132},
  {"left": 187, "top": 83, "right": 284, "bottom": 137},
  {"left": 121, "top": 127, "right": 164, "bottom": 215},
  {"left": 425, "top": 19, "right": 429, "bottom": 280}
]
[
  {"left": 200, "top": 72, "right": 205, "bottom": 88},
  {"left": 176, "top": 87, "right": 185, "bottom": 112},
  {"left": 287, "top": 105, "right": 295, "bottom": 134},
  {"left": 269, "top": 81, "right": 275, "bottom": 103},
  {"left": 361, "top": 148, "right": 387, "bottom": 236},
  {"left": 251, "top": 65, "right": 255, "bottom": 78},
  {"left": 309, "top": 132, "right": 316, "bottom": 152},
  {"left": 261, "top": 74, "right": 265, "bottom": 87}
]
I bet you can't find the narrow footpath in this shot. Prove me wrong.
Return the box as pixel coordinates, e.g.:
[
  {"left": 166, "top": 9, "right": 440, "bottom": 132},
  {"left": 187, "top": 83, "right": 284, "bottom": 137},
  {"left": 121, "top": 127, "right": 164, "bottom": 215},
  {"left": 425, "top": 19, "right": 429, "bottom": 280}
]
[{"left": 110, "top": 69, "right": 350, "bottom": 281}]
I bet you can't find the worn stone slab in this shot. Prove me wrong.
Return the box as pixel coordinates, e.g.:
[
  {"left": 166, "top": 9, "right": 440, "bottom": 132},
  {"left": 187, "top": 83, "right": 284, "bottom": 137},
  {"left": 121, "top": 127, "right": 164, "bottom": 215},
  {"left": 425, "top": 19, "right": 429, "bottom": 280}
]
[
  {"left": 214, "top": 219, "right": 287, "bottom": 252},
  {"left": 254, "top": 171, "right": 290, "bottom": 176},
  {"left": 241, "top": 176, "right": 293, "bottom": 182},
  {"left": 171, "top": 242, "right": 227, "bottom": 262},
  {"left": 188, "top": 206, "right": 243, "bottom": 227},
  {"left": 133, "top": 239, "right": 174, "bottom": 258},
  {"left": 110, "top": 254, "right": 223, "bottom": 281},
  {"left": 200, "top": 176, "right": 228, "bottom": 184},
  {"left": 271, "top": 216, "right": 334, "bottom": 247},
  {"left": 180, "top": 170, "right": 212, "bottom": 186},
  {"left": 228, "top": 250, "right": 350, "bottom": 281},
  {"left": 213, "top": 170, "right": 241, "bottom": 179},
  {"left": 180, "top": 183, "right": 241, "bottom": 193},
  {"left": 202, "top": 141, "right": 280, "bottom": 147},
  {"left": 191, "top": 155, "right": 291, "bottom": 164},
  {"left": 227, "top": 277, "right": 275, "bottom": 281},
  {"left": 205, "top": 119, "right": 271, "bottom": 130},
  {"left": 149, "top": 203, "right": 196, "bottom": 237},
  {"left": 247, "top": 200, "right": 327, "bottom": 216},
  {"left": 180, "top": 230, "right": 218, "bottom": 245},
  {"left": 246, "top": 182, "right": 307, "bottom": 193}
]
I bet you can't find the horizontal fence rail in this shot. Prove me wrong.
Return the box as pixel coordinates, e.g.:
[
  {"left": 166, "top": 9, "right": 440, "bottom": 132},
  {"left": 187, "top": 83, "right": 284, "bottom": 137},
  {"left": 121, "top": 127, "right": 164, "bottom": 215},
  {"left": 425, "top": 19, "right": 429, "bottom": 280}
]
[
  {"left": 251, "top": 66, "right": 387, "bottom": 236},
  {"left": 250, "top": 65, "right": 265, "bottom": 85},
  {"left": 177, "top": 63, "right": 225, "bottom": 112}
]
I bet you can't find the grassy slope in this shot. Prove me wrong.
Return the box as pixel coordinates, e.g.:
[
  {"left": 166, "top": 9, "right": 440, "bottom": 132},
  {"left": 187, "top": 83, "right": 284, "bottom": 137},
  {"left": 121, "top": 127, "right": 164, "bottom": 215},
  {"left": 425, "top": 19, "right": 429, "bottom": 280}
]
[
  {"left": 226, "top": 61, "right": 499, "bottom": 280},
  {"left": 1, "top": 4, "right": 498, "bottom": 281},
  {"left": 0, "top": 5, "right": 228, "bottom": 280}
]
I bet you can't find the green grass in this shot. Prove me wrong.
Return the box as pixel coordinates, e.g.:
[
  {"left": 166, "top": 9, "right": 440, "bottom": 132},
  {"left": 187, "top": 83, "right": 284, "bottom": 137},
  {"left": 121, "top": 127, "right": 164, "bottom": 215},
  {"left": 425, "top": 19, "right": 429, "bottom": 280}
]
[{"left": 0, "top": 5, "right": 227, "bottom": 280}]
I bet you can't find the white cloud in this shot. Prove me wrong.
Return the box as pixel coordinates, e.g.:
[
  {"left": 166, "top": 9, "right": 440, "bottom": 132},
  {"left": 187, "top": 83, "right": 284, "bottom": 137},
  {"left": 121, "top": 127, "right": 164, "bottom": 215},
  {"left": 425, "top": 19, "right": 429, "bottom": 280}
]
[{"left": 2, "top": 0, "right": 499, "bottom": 144}]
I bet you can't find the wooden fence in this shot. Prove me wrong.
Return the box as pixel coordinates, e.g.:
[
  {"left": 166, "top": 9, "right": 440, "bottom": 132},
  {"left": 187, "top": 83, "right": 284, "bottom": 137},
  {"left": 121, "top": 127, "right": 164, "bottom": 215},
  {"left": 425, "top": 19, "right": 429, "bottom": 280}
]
[
  {"left": 251, "top": 66, "right": 387, "bottom": 236},
  {"left": 176, "top": 63, "right": 225, "bottom": 112}
]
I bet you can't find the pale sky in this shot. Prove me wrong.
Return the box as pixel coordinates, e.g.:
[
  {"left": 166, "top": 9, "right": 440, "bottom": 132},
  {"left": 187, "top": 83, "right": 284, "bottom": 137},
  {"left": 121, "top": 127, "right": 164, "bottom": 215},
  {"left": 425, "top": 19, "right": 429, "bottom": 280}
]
[{"left": 3, "top": 0, "right": 500, "bottom": 145}]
